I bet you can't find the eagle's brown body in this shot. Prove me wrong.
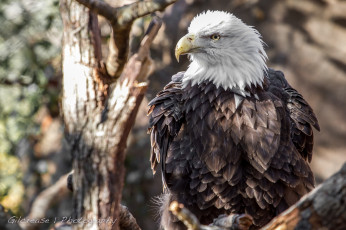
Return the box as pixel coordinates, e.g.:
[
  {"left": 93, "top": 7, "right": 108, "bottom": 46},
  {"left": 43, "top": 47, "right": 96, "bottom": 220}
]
[{"left": 148, "top": 69, "right": 319, "bottom": 229}]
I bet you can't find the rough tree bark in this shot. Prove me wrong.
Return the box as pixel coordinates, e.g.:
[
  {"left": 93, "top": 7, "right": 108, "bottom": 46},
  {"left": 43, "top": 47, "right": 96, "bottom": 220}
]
[{"left": 59, "top": 0, "right": 176, "bottom": 229}]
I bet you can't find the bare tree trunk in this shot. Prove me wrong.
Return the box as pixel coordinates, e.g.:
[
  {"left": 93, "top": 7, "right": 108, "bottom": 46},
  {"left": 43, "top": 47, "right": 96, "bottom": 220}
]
[
  {"left": 60, "top": 2, "right": 108, "bottom": 228},
  {"left": 59, "top": 0, "right": 175, "bottom": 229}
]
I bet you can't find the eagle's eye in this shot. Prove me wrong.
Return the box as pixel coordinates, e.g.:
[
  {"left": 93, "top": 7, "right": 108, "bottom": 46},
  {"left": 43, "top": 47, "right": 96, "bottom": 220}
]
[{"left": 210, "top": 34, "right": 221, "bottom": 40}]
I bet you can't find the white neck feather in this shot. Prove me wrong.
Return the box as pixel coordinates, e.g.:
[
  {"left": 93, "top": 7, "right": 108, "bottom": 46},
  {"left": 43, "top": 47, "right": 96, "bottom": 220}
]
[{"left": 182, "top": 53, "right": 267, "bottom": 93}]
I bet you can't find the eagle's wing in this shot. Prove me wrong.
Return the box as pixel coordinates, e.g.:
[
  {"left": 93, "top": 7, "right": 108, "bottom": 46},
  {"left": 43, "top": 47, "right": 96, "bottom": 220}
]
[
  {"left": 231, "top": 69, "right": 319, "bottom": 218},
  {"left": 148, "top": 72, "right": 184, "bottom": 184},
  {"left": 242, "top": 69, "right": 319, "bottom": 214},
  {"left": 266, "top": 69, "right": 320, "bottom": 162}
]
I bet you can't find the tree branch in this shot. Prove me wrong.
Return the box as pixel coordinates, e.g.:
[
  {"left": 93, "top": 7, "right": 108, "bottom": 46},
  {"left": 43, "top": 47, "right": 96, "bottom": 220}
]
[
  {"left": 116, "top": 0, "right": 177, "bottom": 27},
  {"left": 75, "top": 0, "right": 177, "bottom": 27},
  {"left": 119, "top": 204, "right": 142, "bottom": 230},
  {"left": 75, "top": 0, "right": 177, "bottom": 79},
  {"left": 19, "top": 174, "right": 70, "bottom": 230},
  {"left": 74, "top": 0, "right": 116, "bottom": 22},
  {"left": 169, "top": 201, "right": 253, "bottom": 230}
]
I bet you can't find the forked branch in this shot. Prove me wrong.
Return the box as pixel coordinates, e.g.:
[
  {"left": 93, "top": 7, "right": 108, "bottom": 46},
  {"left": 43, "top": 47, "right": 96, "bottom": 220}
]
[{"left": 75, "top": 0, "right": 177, "bottom": 78}]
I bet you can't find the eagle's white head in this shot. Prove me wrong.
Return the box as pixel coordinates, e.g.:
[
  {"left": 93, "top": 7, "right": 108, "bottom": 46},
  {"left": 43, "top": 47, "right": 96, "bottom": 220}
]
[{"left": 175, "top": 11, "right": 267, "bottom": 92}]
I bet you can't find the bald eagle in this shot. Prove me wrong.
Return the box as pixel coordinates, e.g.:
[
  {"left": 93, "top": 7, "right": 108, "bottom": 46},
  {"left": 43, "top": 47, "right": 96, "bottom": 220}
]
[{"left": 148, "top": 11, "right": 319, "bottom": 230}]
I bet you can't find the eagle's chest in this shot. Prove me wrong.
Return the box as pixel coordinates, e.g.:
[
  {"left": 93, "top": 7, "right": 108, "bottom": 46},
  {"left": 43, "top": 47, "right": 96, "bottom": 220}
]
[
  {"left": 167, "top": 84, "right": 247, "bottom": 217},
  {"left": 179, "top": 83, "right": 245, "bottom": 172},
  {"left": 182, "top": 83, "right": 242, "bottom": 143}
]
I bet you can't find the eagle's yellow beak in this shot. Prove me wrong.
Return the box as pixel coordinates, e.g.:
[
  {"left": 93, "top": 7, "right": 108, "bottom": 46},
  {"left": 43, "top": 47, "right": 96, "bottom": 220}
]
[{"left": 175, "top": 34, "right": 195, "bottom": 62}]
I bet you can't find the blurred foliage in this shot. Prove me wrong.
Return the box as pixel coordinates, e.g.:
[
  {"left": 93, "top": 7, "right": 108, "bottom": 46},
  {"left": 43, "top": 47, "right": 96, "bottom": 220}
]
[
  {"left": 0, "top": 0, "right": 62, "bottom": 153},
  {"left": 0, "top": 152, "right": 24, "bottom": 213},
  {"left": 0, "top": 0, "right": 62, "bottom": 213}
]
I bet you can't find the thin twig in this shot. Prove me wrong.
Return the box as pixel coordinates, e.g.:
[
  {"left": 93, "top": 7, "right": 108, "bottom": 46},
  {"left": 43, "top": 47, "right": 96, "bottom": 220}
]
[
  {"left": 169, "top": 201, "right": 201, "bottom": 230},
  {"left": 137, "top": 16, "right": 163, "bottom": 60}
]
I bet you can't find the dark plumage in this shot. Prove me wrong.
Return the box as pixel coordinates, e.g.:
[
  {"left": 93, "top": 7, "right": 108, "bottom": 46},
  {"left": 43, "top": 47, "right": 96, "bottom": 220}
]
[{"left": 148, "top": 69, "right": 319, "bottom": 229}]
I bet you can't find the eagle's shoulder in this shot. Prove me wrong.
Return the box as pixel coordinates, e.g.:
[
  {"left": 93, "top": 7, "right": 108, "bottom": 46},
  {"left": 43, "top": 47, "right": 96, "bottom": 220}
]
[
  {"left": 266, "top": 68, "right": 289, "bottom": 88},
  {"left": 171, "top": 71, "right": 185, "bottom": 83}
]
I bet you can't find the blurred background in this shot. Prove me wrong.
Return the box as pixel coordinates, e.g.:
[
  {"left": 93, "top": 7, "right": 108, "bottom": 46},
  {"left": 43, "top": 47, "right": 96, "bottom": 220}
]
[{"left": 0, "top": 0, "right": 345, "bottom": 229}]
